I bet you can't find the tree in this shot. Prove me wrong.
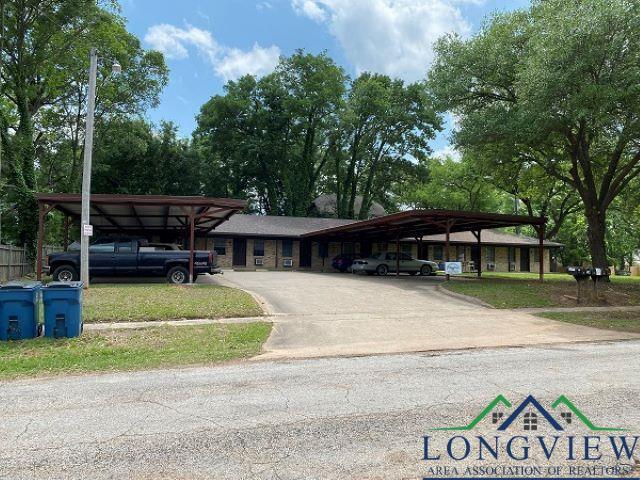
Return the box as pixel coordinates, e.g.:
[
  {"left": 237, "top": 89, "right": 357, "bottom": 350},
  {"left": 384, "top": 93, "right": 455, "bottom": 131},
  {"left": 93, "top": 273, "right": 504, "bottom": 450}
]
[
  {"left": 0, "top": 0, "right": 167, "bottom": 256},
  {"left": 332, "top": 73, "right": 439, "bottom": 219},
  {"left": 402, "top": 154, "right": 506, "bottom": 212},
  {"left": 92, "top": 119, "right": 201, "bottom": 196},
  {"left": 428, "top": 0, "right": 640, "bottom": 268},
  {"left": 195, "top": 51, "right": 346, "bottom": 216}
]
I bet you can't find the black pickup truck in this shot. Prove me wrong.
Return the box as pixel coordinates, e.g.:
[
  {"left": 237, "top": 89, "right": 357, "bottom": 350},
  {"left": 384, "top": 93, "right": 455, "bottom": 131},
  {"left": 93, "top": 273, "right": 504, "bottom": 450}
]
[{"left": 46, "top": 237, "right": 219, "bottom": 284}]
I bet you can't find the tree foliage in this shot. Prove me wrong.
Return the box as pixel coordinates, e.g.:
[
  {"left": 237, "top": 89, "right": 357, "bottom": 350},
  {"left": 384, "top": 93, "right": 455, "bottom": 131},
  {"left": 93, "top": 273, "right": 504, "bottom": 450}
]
[
  {"left": 428, "top": 0, "right": 640, "bottom": 267},
  {"left": 195, "top": 52, "right": 440, "bottom": 217}
]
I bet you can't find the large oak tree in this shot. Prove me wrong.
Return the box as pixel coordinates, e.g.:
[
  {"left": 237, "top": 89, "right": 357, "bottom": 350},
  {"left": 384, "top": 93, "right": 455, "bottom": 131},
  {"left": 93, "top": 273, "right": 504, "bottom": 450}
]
[{"left": 428, "top": 0, "right": 640, "bottom": 268}]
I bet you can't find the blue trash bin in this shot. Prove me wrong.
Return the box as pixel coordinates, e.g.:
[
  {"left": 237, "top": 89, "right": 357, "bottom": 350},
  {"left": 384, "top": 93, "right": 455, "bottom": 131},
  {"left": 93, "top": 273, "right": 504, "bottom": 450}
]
[
  {"left": 42, "top": 281, "right": 83, "bottom": 339},
  {"left": 0, "top": 281, "right": 42, "bottom": 341}
]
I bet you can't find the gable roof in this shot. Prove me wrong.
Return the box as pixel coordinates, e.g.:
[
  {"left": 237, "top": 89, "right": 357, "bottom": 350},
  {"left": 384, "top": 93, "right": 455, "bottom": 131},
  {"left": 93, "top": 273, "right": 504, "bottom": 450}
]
[{"left": 212, "top": 214, "right": 358, "bottom": 238}]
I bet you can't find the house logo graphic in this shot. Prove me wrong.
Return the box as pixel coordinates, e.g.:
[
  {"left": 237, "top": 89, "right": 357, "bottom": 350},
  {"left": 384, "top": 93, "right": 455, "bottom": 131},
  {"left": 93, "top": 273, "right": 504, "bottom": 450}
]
[{"left": 433, "top": 394, "right": 626, "bottom": 432}]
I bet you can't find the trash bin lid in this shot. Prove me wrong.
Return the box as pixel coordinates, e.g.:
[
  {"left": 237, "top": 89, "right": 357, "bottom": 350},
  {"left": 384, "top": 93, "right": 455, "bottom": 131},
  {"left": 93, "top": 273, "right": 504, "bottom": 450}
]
[
  {"left": 0, "top": 280, "right": 42, "bottom": 290},
  {"left": 45, "top": 281, "right": 84, "bottom": 289}
]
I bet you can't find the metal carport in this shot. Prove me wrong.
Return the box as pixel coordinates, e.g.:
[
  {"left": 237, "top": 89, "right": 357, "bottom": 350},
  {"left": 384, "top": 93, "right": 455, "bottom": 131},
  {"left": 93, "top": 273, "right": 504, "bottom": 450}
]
[
  {"left": 36, "top": 194, "right": 246, "bottom": 283},
  {"left": 302, "top": 209, "right": 548, "bottom": 280}
]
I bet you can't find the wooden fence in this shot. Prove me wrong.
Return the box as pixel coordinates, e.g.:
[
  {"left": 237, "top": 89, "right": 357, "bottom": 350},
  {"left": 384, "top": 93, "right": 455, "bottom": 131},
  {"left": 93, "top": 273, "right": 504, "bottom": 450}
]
[{"left": 0, "top": 244, "right": 60, "bottom": 282}]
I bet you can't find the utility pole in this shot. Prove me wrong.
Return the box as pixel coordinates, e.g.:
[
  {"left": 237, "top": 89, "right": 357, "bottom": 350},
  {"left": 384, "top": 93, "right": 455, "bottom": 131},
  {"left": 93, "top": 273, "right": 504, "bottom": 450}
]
[
  {"left": 80, "top": 50, "right": 120, "bottom": 288},
  {"left": 80, "top": 48, "right": 98, "bottom": 288},
  {"left": 0, "top": 0, "right": 5, "bottom": 245}
]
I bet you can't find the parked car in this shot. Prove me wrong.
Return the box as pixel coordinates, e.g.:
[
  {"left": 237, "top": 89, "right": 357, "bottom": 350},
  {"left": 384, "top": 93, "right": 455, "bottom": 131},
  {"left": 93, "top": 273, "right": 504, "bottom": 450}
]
[
  {"left": 331, "top": 253, "right": 361, "bottom": 272},
  {"left": 46, "top": 237, "right": 219, "bottom": 284},
  {"left": 351, "top": 252, "right": 439, "bottom": 276}
]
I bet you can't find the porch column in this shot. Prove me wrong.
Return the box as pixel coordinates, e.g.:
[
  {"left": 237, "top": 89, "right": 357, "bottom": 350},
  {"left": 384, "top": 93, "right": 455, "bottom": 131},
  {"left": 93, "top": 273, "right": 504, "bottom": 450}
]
[
  {"left": 189, "top": 207, "right": 195, "bottom": 284},
  {"left": 475, "top": 230, "right": 482, "bottom": 278},
  {"left": 395, "top": 236, "right": 400, "bottom": 276},
  {"left": 63, "top": 216, "right": 70, "bottom": 251},
  {"left": 538, "top": 224, "right": 545, "bottom": 282},
  {"left": 445, "top": 220, "right": 452, "bottom": 281},
  {"left": 36, "top": 203, "right": 45, "bottom": 281}
]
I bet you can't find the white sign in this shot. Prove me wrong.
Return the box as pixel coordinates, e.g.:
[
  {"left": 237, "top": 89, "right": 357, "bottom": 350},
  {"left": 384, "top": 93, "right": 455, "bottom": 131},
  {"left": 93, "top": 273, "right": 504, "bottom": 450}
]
[
  {"left": 444, "top": 262, "right": 463, "bottom": 275},
  {"left": 82, "top": 224, "right": 94, "bottom": 237}
]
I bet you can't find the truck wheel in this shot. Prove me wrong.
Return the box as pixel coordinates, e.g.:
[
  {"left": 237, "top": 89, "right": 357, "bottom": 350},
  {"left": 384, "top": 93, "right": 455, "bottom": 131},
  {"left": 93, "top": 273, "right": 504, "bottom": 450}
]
[
  {"left": 167, "top": 266, "right": 189, "bottom": 284},
  {"left": 52, "top": 265, "right": 79, "bottom": 282}
]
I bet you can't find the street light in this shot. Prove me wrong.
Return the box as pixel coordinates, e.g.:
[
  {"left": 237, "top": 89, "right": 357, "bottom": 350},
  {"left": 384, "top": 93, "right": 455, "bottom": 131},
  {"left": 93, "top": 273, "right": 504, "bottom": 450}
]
[{"left": 80, "top": 49, "right": 121, "bottom": 289}]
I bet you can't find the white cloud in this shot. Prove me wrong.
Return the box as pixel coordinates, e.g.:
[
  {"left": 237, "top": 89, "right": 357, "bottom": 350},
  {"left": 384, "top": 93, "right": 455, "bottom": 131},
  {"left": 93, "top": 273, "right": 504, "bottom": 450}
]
[
  {"left": 433, "top": 145, "right": 461, "bottom": 161},
  {"left": 144, "top": 24, "right": 280, "bottom": 81},
  {"left": 215, "top": 44, "right": 281, "bottom": 81},
  {"left": 292, "top": 0, "right": 328, "bottom": 21},
  {"left": 291, "top": 0, "right": 472, "bottom": 81},
  {"left": 144, "top": 24, "right": 219, "bottom": 60}
]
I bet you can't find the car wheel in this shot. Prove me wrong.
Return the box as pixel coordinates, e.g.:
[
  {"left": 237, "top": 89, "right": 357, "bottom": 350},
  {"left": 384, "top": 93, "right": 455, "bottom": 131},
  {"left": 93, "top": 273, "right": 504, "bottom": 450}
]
[
  {"left": 167, "top": 266, "right": 189, "bottom": 284},
  {"left": 52, "top": 265, "right": 79, "bottom": 282},
  {"left": 420, "top": 265, "right": 432, "bottom": 276},
  {"left": 376, "top": 264, "right": 388, "bottom": 276}
]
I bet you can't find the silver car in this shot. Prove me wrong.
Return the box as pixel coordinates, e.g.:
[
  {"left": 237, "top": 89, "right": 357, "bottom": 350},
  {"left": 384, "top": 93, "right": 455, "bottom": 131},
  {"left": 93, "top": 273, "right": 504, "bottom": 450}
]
[{"left": 351, "top": 252, "right": 439, "bottom": 276}]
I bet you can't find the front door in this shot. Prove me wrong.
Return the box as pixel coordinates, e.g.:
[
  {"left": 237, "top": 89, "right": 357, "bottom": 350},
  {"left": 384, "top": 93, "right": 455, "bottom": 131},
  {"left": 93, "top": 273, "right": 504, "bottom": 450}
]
[
  {"left": 471, "top": 244, "right": 481, "bottom": 271},
  {"left": 233, "top": 238, "right": 247, "bottom": 266},
  {"left": 299, "top": 240, "right": 312, "bottom": 268},
  {"left": 520, "top": 247, "right": 530, "bottom": 272}
]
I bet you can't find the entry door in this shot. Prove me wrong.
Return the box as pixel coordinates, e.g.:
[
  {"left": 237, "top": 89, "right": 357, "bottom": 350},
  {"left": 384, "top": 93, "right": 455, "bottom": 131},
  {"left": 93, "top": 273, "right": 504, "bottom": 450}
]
[
  {"left": 471, "top": 245, "right": 481, "bottom": 271},
  {"left": 299, "top": 240, "right": 312, "bottom": 267},
  {"left": 233, "top": 238, "right": 247, "bottom": 266},
  {"left": 520, "top": 248, "right": 530, "bottom": 272}
]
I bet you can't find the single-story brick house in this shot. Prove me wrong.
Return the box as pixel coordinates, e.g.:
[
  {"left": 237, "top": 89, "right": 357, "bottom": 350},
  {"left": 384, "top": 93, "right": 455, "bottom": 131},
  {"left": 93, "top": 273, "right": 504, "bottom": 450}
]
[{"left": 196, "top": 214, "right": 562, "bottom": 273}]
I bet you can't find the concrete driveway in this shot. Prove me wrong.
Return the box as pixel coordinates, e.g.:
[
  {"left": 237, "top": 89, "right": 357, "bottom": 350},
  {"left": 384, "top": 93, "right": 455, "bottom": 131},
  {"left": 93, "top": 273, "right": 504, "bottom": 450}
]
[{"left": 213, "top": 271, "right": 637, "bottom": 359}]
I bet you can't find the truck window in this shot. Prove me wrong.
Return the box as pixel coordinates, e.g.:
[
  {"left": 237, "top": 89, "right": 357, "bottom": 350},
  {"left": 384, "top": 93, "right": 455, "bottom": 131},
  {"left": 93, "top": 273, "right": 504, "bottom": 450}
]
[
  {"left": 117, "top": 241, "right": 134, "bottom": 253},
  {"left": 90, "top": 242, "right": 115, "bottom": 253}
]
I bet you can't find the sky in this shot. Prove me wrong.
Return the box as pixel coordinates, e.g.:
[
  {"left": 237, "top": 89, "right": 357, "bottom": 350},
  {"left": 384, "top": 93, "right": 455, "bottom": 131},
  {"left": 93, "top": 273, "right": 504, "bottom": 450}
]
[{"left": 121, "top": 0, "right": 530, "bottom": 156}]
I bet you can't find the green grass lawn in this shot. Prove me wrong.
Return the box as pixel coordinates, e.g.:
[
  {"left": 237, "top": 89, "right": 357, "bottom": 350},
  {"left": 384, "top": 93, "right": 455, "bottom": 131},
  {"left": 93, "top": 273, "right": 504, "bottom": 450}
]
[
  {"left": 538, "top": 311, "right": 640, "bottom": 334},
  {"left": 83, "top": 284, "right": 263, "bottom": 323},
  {"left": 0, "top": 322, "right": 271, "bottom": 380},
  {"left": 443, "top": 273, "right": 640, "bottom": 308}
]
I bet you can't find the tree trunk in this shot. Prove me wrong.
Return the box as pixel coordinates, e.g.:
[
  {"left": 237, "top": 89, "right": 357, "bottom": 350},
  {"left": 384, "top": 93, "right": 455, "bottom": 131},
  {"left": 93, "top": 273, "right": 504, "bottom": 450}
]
[{"left": 584, "top": 208, "right": 608, "bottom": 269}]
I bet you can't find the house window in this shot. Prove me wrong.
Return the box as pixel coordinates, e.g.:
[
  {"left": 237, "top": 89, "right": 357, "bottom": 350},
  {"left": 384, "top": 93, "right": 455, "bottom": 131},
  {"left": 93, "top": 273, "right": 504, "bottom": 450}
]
[
  {"left": 433, "top": 245, "right": 443, "bottom": 260},
  {"left": 342, "top": 242, "right": 354, "bottom": 254},
  {"left": 253, "top": 239, "right": 265, "bottom": 257},
  {"left": 402, "top": 243, "right": 413, "bottom": 255},
  {"left": 282, "top": 239, "right": 293, "bottom": 257},
  {"left": 508, "top": 247, "right": 516, "bottom": 263},
  {"left": 213, "top": 238, "right": 226, "bottom": 256},
  {"left": 485, "top": 246, "right": 496, "bottom": 262},
  {"left": 456, "top": 246, "right": 466, "bottom": 261}
]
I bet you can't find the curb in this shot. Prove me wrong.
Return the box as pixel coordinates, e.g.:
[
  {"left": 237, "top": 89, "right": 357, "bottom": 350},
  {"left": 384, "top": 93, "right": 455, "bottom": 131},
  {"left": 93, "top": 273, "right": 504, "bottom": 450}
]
[{"left": 436, "top": 285, "right": 495, "bottom": 309}]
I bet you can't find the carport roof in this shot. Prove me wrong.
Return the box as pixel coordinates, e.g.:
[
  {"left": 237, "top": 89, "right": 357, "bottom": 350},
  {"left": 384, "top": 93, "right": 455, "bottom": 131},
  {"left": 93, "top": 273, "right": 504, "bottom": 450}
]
[
  {"left": 36, "top": 193, "right": 246, "bottom": 234},
  {"left": 302, "top": 209, "right": 546, "bottom": 241}
]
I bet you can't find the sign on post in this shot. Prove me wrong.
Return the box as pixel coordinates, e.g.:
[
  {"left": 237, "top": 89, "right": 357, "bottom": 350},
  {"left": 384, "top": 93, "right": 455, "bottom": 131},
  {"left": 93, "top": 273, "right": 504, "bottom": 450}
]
[
  {"left": 82, "top": 224, "right": 94, "bottom": 237},
  {"left": 444, "top": 262, "right": 463, "bottom": 275}
]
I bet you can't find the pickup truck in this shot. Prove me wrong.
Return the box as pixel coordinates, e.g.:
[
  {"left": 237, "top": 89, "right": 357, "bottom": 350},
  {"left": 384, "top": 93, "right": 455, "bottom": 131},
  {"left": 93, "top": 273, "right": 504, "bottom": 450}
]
[{"left": 46, "top": 237, "right": 220, "bottom": 284}]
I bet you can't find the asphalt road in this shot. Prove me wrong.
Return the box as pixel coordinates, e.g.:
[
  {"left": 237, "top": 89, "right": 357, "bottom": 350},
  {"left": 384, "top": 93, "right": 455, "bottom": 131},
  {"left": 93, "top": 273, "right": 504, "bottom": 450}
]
[{"left": 2, "top": 340, "right": 639, "bottom": 479}]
